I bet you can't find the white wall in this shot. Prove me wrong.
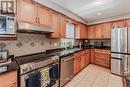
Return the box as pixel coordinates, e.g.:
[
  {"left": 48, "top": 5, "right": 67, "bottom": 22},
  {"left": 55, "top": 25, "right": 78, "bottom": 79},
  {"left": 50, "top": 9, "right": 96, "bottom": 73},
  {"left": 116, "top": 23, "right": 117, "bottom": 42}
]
[
  {"left": 88, "top": 13, "right": 130, "bottom": 25},
  {"left": 33, "top": 0, "right": 87, "bottom": 24}
]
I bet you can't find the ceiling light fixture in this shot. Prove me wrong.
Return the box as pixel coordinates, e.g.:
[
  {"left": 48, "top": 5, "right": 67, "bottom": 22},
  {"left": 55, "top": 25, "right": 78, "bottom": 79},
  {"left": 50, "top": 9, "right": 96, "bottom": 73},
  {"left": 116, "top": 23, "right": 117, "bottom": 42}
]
[
  {"left": 95, "top": 0, "right": 104, "bottom": 5},
  {"left": 97, "top": 12, "right": 102, "bottom": 15}
]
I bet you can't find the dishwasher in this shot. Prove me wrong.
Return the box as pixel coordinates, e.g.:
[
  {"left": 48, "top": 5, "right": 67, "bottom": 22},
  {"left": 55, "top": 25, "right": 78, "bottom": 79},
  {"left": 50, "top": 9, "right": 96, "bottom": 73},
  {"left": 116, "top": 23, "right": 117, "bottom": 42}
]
[{"left": 60, "top": 54, "right": 74, "bottom": 87}]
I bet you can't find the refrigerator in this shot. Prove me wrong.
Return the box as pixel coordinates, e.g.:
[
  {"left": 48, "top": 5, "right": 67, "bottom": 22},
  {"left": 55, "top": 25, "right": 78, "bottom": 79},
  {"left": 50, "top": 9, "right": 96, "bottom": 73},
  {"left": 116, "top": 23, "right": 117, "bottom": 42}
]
[{"left": 111, "top": 27, "right": 130, "bottom": 76}]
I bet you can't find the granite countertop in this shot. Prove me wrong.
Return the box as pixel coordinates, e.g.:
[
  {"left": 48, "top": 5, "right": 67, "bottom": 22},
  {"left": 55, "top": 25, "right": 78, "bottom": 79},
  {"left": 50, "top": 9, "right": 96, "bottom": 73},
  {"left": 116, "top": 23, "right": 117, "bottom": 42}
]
[
  {"left": 0, "top": 56, "right": 19, "bottom": 75},
  {"left": 47, "top": 46, "right": 111, "bottom": 58}
]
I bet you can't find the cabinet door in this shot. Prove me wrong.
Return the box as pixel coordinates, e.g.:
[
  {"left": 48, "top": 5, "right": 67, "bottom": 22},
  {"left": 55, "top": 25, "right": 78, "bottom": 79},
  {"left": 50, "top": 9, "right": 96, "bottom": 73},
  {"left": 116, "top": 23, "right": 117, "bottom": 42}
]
[
  {"left": 90, "top": 49, "right": 95, "bottom": 64},
  {"left": 0, "top": 71, "right": 17, "bottom": 87},
  {"left": 37, "top": 5, "right": 52, "bottom": 27},
  {"left": 74, "top": 57, "right": 80, "bottom": 75},
  {"left": 60, "top": 15, "right": 66, "bottom": 38},
  {"left": 17, "top": 0, "right": 37, "bottom": 24},
  {"left": 94, "top": 24, "right": 103, "bottom": 39},
  {"left": 80, "top": 55, "right": 85, "bottom": 69},
  {"left": 7, "top": 82, "right": 17, "bottom": 87},
  {"left": 75, "top": 24, "right": 80, "bottom": 39},
  {"left": 112, "top": 20, "right": 125, "bottom": 28},
  {"left": 102, "top": 22, "right": 112, "bottom": 39},
  {"left": 80, "top": 24, "right": 87, "bottom": 39},
  {"left": 85, "top": 50, "right": 90, "bottom": 66},
  {"left": 125, "top": 19, "right": 130, "bottom": 27},
  {"left": 88, "top": 25, "right": 95, "bottom": 39},
  {"left": 51, "top": 12, "right": 60, "bottom": 38}
]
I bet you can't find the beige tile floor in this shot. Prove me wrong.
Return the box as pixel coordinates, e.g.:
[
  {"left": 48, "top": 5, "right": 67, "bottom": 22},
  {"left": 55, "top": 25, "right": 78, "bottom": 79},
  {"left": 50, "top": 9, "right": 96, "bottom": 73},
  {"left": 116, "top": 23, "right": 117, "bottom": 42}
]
[{"left": 64, "top": 64, "right": 123, "bottom": 87}]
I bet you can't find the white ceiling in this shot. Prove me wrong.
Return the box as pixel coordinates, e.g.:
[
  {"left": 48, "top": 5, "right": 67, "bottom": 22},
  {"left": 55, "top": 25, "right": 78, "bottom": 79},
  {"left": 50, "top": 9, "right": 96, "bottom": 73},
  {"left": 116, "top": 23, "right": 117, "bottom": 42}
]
[{"left": 52, "top": 0, "right": 130, "bottom": 23}]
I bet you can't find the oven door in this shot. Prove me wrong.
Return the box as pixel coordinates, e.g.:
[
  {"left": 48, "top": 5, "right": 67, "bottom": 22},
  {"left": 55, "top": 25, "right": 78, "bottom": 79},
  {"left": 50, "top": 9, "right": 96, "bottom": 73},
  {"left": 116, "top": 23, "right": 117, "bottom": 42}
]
[{"left": 20, "top": 62, "right": 59, "bottom": 87}]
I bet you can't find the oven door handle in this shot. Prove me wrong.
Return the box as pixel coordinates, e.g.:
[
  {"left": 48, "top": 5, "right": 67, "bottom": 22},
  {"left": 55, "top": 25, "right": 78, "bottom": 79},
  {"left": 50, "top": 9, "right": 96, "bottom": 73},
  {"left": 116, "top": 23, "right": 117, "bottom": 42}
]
[{"left": 24, "top": 74, "right": 29, "bottom": 80}]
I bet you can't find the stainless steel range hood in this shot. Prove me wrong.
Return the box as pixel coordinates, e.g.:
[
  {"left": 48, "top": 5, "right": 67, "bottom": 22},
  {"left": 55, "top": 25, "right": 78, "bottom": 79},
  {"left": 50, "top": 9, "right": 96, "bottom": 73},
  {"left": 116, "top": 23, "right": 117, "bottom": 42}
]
[{"left": 17, "top": 22, "right": 54, "bottom": 34}]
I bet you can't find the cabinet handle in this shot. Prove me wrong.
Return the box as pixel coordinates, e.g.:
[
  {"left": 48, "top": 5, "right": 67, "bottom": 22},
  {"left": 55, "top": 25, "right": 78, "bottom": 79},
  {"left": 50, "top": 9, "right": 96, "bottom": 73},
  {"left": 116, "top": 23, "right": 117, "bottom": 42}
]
[
  {"left": 38, "top": 18, "right": 40, "bottom": 23},
  {"left": 36, "top": 17, "right": 37, "bottom": 23}
]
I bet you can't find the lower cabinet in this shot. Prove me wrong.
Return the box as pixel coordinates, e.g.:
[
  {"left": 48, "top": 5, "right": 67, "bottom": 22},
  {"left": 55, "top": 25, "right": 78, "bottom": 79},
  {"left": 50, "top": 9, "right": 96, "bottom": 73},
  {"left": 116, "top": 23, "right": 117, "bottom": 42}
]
[
  {"left": 0, "top": 70, "right": 17, "bottom": 87},
  {"left": 74, "top": 50, "right": 90, "bottom": 75},
  {"left": 94, "top": 49, "right": 110, "bottom": 68},
  {"left": 74, "top": 55, "right": 81, "bottom": 75},
  {"left": 90, "top": 49, "right": 95, "bottom": 64},
  {"left": 73, "top": 49, "right": 110, "bottom": 75}
]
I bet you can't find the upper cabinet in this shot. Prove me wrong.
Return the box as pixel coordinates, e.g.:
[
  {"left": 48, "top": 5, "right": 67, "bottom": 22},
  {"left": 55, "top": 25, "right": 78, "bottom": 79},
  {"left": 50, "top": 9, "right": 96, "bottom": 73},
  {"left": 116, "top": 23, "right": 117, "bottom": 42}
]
[
  {"left": 60, "top": 15, "right": 66, "bottom": 38},
  {"left": 51, "top": 12, "right": 60, "bottom": 38},
  {"left": 94, "top": 24, "right": 103, "bottom": 39},
  {"left": 87, "top": 25, "right": 95, "bottom": 39},
  {"left": 17, "top": 0, "right": 53, "bottom": 27},
  {"left": 80, "top": 24, "right": 87, "bottom": 39},
  {"left": 50, "top": 13, "right": 67, "bottom": 38},
  {"left": 17, "top": 0, "right": 37, "bottom": 24},
  {"left": 102, "top": 22, "right": 112, "bottom": 39},
  {"left": 112, "top": 20, "right": 125, "bottom": 28},
  {"left": 75, "top": 23, "right": 87, "bottom": 39},
  {"left": 37, "top": 5, "right": 52, "bottom": 27},
  {"left": 125, "top": 19, "right": 130, "bottom": 27}
]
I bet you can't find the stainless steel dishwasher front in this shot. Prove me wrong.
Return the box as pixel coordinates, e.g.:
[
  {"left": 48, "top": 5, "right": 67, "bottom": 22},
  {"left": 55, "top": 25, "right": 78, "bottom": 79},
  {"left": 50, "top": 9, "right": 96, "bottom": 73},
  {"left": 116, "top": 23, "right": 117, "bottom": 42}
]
[{"left": 60, "top": 54, "right": 74, "bottom": 87}]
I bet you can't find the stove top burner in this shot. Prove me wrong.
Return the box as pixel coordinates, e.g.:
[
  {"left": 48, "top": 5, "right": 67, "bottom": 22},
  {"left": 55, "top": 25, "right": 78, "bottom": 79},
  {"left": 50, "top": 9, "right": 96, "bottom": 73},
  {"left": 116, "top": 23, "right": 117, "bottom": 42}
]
[{"left": 15, "top": 52, "right": 57, "bottom": 65}]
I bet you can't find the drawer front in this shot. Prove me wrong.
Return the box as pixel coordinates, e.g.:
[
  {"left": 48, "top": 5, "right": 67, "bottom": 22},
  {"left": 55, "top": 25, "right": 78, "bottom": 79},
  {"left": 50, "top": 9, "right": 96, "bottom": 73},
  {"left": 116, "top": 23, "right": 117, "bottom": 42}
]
[
  {"left": 100, "top": 54, "right": 110, "bottom": 59},
  {"left": 94, "top": 49, "right": 101, "bottom": 53},
  {"left": 95, "top": 58, "right": 110, "bottom": 68},
  {"left": 101, "top": 50, "right": 110, "bottom": 54}
]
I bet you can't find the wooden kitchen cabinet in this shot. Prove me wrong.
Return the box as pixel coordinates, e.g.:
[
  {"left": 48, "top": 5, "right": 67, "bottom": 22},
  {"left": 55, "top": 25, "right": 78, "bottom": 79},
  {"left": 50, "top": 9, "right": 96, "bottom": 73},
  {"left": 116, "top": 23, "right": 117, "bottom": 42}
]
[
  {"left": 17, "top": 0, "right": 37, "bottom": 24},
  {"left": 112, "top": 20, "right": 125, "bottom": 28},
  {"left": 51, "top": 12, "right": 61, "bottom": 38},
  {"left": 37, "top": 5, "right": 52, "bottom": 27},
  {"left": 90, "top": 49, "right": 95, "bottom": 64},
  {"left": 80, "top": 24, "right": 87, "bottom": 39},
  {"left": 85, "top": 50, "right": 90, "bottom": 66},
  {"left": 94, "top": 24, "right": 103, "bottom": 39},
  {"left": 0, "top": 70, "right": 17, "bottom": 87},
  {"left": 60, "top": 15, "right": 66, "bottom": 38},
  {"left": 94, "top": 49, "right": 110, "bottom": 68},
  {"left": 80, "top": 55, "right": 85, "bottom": 69},
  {"left": 74, "top": 54, "right": 81, "bottom": 75},
  {"left": 75, "top": 23, "right": 87, "bottom": 39},
  {"left": 102, "top": 22, "right": 112, "bottom": 39},
  {"left": 87, "top": 25, "right": 95, "bottom": 39},
  {"left": 125, "top": 19, "right": 130, "bottom": 27}
]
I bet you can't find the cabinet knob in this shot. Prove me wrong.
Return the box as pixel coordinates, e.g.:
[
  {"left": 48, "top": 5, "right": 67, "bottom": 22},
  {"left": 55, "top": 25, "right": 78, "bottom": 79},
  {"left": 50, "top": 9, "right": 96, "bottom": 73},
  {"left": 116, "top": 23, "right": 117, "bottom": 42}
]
[
  {"left": 36, "top": 17, "right": 37, "bottom": 23},
  {"left": 38, "top": 18, "right": 40, "bottom": 23}
]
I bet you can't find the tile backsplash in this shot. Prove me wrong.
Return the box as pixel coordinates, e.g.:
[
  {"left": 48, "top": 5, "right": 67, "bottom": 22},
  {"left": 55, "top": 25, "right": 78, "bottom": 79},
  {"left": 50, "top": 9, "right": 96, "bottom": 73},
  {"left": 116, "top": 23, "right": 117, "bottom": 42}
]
[{"left": 0, "top": 33, "right": 61, "bottom": 56}]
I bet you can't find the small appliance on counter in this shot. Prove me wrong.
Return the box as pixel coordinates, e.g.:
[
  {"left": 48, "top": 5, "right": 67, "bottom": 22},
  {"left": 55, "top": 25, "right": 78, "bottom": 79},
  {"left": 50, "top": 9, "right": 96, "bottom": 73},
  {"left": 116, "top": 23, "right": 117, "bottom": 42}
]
[
  {"left": 0, "top": 51, "right": 8, "bottom": 63},
  {"left": 94, "top": 41, "right": 103, "bottom": 48},
  {"left": 83, "top": 40, "right": 90, "bottom": 47},
  {"left": 78, "top": 40, "right": 90, "bottom": 48},
  {"left": 0, "top": 43, "right": 12, "bottom": 67},
  {"left": 0, "top": 43, "right": 8, "bottom": 63}
]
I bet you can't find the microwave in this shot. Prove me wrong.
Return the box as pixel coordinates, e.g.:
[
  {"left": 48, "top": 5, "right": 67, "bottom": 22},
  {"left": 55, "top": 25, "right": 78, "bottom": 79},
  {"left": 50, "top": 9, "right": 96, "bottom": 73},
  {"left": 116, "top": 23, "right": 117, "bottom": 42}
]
[{"left": 0, "top": 15, "right": 16, "bottom": 37}]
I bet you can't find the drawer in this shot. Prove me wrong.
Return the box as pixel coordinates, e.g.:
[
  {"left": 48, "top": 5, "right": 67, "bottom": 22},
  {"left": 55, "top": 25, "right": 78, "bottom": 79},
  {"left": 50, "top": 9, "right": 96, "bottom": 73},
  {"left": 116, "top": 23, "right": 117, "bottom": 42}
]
[
  {"left": 94, "top": 49, "right": 101, "bottom": 53},
  {"left": 95, "top": 58, "right": 110, "bottom": 68},
  {"left": 100, "top": 54, "right": 110, "bottom": 59},
  {"left": 101, "top": 50, "right": 110, "bottom": 54}
]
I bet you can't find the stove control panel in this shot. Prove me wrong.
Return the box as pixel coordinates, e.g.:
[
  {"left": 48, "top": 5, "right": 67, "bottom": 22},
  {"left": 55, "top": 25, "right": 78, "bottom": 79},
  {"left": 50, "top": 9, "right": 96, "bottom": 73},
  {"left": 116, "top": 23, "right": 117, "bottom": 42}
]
[{"left": 20, "top": 56, "right": 59, "bottom": 75}]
